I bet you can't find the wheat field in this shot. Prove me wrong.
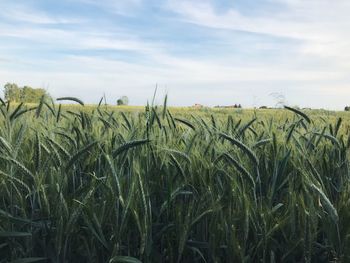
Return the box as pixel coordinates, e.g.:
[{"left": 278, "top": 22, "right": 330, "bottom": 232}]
[{"left": 0, "top": 97, "right": 350, "bottom": 262}]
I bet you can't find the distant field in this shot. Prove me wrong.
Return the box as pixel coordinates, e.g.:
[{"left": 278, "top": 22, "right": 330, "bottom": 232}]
[{"left": 1, "top": 99, "right": 350, "bottom": 262}]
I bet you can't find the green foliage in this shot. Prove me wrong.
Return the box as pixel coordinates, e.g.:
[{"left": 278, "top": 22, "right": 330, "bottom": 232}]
[
  {"left": 3, "top": 83, "right": 21, "bottom": 101},
  {"left": 3, "top": 83, "right": 50, "bottom": 103},
  {"left": 0, "top": 101, "right": 350, "bottom": 262}
]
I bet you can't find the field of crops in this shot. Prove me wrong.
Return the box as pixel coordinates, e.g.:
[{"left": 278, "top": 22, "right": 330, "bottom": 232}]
[{"left": 0, "top": 97, "right": 350, "bottom": 262}]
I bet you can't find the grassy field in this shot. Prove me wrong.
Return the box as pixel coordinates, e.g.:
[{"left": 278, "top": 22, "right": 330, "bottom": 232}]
[{"left": 0, "top": 98, "right": 350, "bottom": 262}]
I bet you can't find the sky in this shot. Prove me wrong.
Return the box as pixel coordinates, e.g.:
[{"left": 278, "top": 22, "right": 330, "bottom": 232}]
[{"left": 0, "top": 0, "right": 349, "bottom": 109}]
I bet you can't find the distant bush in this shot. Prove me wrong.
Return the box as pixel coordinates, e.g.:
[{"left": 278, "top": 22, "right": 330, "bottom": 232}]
[
  {"left": 117, "top": 96, "right": 129, "bottom": 105},
  {"left": 214, "top": 104, "right": 242, "bottom": 109},
  {"left": 345, "top": 106, "right": 350, "bottom": 111}
]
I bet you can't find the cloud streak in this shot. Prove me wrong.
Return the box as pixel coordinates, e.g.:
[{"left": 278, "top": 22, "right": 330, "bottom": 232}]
[{"left": 0, "top": 2, "right": 82, "bottom": 24}]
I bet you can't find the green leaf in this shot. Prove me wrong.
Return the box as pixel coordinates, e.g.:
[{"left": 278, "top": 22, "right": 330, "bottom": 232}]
[
  {"left": 10, "top": 258, "right": 47, "bottom": 263},
  {"left": 65, "top": 141, "right": 98, "bottom": 170},
  {"left": 0, "top": 231, "right": 31, "bottom": 238},
  {"left": 109, "top": 256, "right": 142, "bottom": 263},
  {"left": 284, "top": 106, "right": 311, "bottom": 124},
  {"left": 174, "top": 118, "right": 196, "bottom": 130},
  {"left": 56, "top": 97, "right": 84, "bottom": 106},
  {"left": 112, "top": 139, "right": 149, "bottom": 158}
]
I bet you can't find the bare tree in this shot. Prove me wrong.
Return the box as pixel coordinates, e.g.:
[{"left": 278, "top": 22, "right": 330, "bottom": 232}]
[{"left": 269, "top": 92, "right": 287, "bottom": 108}]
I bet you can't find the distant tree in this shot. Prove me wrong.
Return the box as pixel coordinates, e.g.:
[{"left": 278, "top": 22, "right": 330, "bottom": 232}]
[
  {"left": 3, "top": 83, "right": 50, "bottom": 103},
  {"left": 270, "top": 92, "right": 286, "bottom": 108},
  {"left": 20, "top": 86, "right": 49, "bottom": 103},
  {"left": 4, "top": 83, "right": 20, "bottom": 101},
  {"left": 117, "top": 96, "right": 129, "bottom": 106},
  {"left": 345, "top": 106, "right": 350, "bottom": 111}
]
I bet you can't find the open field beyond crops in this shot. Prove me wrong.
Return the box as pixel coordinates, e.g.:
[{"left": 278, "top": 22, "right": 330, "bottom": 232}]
[{"left": 1, "top": 98, "right": 350, "bottom": 262}]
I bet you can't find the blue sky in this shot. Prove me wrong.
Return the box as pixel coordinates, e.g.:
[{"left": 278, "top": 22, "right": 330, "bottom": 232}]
[{"left": 0, "top": 0, "right": 349, "bottom": 109}]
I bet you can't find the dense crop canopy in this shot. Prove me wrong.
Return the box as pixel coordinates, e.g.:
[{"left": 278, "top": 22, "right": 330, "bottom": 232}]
[{"left": 0, "top": 97, "right": 350, "bottom": 262}]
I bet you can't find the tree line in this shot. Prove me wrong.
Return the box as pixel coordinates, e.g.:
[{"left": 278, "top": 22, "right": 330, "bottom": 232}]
[
  {"left": 3, "top": 83, "right": 50, "bottom": 103},
  {"left": 3, "top": 83, "right": 131, "bottom": 105}
]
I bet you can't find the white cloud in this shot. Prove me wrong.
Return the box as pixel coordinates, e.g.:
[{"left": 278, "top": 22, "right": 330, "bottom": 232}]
[
  {"left": 166, "top": 0, "right": 350, "bottom": 63},
  {"left": 2, "top": 53, "right": 348, "bottom": 108},
  {"left": 0, "top": 2, "right": 81, "bottom": 24},
  {"left": 0, "top": 24, "right": 162, "bottom": 55}
]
